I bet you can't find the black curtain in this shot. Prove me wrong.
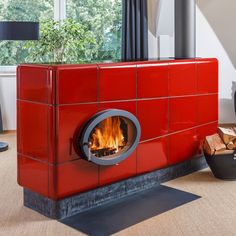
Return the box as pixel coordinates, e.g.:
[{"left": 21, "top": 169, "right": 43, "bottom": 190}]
[{"left": 122, "top": 0, "right": 148, "bottom": 61}]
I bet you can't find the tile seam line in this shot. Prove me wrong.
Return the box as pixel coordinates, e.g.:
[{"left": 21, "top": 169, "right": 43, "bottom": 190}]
[
  {"left": 17, "top": 93, "right": 219, "bottom": 106},
  {"left": 18, "top": 120, "right": 218, "bottom": 165}
]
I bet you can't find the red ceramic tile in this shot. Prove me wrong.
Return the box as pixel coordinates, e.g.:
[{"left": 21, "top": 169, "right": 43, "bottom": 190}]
[
  {"left": 17, "top": 65, "right": 54, "bottom": 104},
  {"left": 170, "top": 96, "right": 197, "bottom": 132},
  {"left": 197, "top": 59, "right": 218, "bottom": 94},
  {"left": 197, "top": 122, "right": 218, "bottom": 154},
  {"left": 17, "top": 101, "right": 54, "bottom": 163},
  {"left": 137, "top": 63, "right": 169, "bottom": 98},
  {"left": 99, "top": 152, "right": 137, "bottom": 186},
  {"left": 99, "top": 65, "right": 136, "bottom": 101},
  {"left": 138, "top": 99, "right": 169, "bottom": 141},
  {"left": 18, "top": 155, "right": 49, "bottom": 197},
  {"left": 197, "top": 94, "right": 218, "bottom": 125},
  {"left": 57, "top": 104, "right": 98, "bottom": 163},
  {"left": 99, "top": 101, "right": 137, "bottom": 116},
  {"left": 169, "top": 129, "right": 198, "bottom": 165},
  {"left": 57, "top": 65, "right": 98, "bottom": 104},
  {"left": 137, "top": 137, "right": 168, "bottom": 174},
  {"left": 50, "top": 159, "right": 99, "bottom": 199},
  {"left": 169, "top": 61, "right": 197, "bottom": 96}
]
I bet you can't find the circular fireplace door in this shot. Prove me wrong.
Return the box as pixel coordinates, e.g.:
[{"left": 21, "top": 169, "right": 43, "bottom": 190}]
[{"left": 77, "top": 109, "right": 141, "bottom": 166}]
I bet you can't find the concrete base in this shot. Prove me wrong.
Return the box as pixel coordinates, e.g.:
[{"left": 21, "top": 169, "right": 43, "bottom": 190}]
[{"left": 24, "top": 156, "right": 207, "bottom": 219}]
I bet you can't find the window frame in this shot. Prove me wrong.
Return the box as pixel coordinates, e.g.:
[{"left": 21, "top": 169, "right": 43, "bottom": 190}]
[{"left": 54, "top": 0, "right": 66, "bottom": 20}]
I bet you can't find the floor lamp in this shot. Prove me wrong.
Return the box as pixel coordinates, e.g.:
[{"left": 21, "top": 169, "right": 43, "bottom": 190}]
[{"left": 0, "top": 21, "right": 39, "bottom": 152}]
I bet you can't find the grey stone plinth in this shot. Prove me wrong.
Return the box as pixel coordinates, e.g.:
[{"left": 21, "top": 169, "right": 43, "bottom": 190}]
[{"left": 24, "top": 156, "right": 207, "bottom": 219}]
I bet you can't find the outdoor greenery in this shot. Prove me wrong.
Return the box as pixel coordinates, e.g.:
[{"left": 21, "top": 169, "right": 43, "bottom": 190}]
[
  {"left": 67, "top": 0, "right": 122, "bottom": 60},
  {"left": 24, "top": 19, "right": 95, "bottom": 63},
  {"left": 0, "top": 0, "right": 122, "bottom": 65}
]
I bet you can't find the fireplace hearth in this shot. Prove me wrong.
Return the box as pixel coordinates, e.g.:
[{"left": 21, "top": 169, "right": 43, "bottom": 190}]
[{"left": 77, "top": 109, "right": 141, "bottom": 165}]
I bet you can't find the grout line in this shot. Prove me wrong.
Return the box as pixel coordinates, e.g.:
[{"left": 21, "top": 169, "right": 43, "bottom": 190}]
[
  {"left": 17, "top": 121, "right": 218, "bottom": 165},
  {"left": 18, "top": 152, "right": 82, "bottom": 166},
  {"left": 139, "top": 121, "right": 218, "bottom": 143},
  {"left": 17, "top": 93, "right": 219, "bottom": 107},
  {"left": 135, "top": 65, "right": 138, "bottom": 173}
]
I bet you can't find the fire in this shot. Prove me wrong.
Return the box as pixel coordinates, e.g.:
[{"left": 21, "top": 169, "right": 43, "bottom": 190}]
[{"left": 90, "top": 117, "right": 126, "bottom": 156}]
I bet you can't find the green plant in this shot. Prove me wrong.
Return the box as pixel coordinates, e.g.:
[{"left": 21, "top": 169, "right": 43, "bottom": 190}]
[{"left": 24, "top": 19, "right": 96, "bottom": 63}]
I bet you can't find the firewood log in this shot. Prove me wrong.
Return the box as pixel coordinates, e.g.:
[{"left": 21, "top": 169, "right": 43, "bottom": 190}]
[
  {"left": 214, "top": 149, "right": 234, "bottom": 155},
  {"left": 218, "top": 127, "right": 236, "bottom": 144},
  {"left": 203, "top": 134, "right": 226, "bottom": 156},
  {"left": 227, "top": 141, "right": 235, "bottom": 150}
]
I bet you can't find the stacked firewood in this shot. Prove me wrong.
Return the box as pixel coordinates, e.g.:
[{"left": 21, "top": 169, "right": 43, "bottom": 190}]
[{"left": 203, "top": 127, "right": 236, "bottom": 156}]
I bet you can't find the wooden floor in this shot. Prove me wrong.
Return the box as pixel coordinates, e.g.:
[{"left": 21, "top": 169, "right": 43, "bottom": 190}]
[{"left": 1, "top": 132, "right": 236, "bottom": 236}]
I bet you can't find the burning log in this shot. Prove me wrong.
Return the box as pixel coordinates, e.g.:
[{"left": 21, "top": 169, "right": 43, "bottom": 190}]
[
  {"left": 89, "top": 116, "right": 126, "bottom": 158},
  {"left": 91, "top": 148, "right": 118, "bottom": 157}
]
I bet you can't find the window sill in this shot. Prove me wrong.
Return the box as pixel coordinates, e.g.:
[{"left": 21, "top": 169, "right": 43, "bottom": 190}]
[{"left": 0, "top": 66, "right": 16, "bottom": 77}]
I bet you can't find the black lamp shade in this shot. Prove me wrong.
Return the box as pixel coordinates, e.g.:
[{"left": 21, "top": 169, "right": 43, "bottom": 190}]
[{"left": 0, "top": 21, "right": 39, "bottom": 40}]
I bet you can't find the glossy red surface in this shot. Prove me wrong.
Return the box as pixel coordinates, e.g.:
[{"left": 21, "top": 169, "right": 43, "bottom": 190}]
[
  {"left": 57, "top": 65, "right": 98, "bottom": 104},
  {"left": 137, "top": 63, "right": 169, "bottom": 98},
  {"left": 99, "top": 64, "right": 136, "bottom": 101},
  {"left": 100, "top": 152, "right": 137, "bottom": 186},
  {"left": 51, "top": 159, "right": 99, "bottom": 199},
  {"left": 197, "top": 94, "right": 218, "bottom": 124},
  {"left": 17, "top": 65, "right": 54, "bottom": 104},
  {"left": 57, "top": 104, "right": 98, "bottom": 163},
  {"left": 197, "top": 59, "right": 218, "bottom": 94},
  {"left": 17, "top": 58, "right": 219, "bottom": 200},
  {"left": 137, "top": 137, "right": 168, "bottom": 174},
  {"left": 99, "top": 101, "right": 137, "bottom": 116},
  {"left": 169, "top": 129, "right": 198, "bottom": 165},
  {"left": 17, "top": 101, "right": 54, "bottom": 163},
  {"left": 138, "top": 99, "right": 169, "bottom": 141},
  {"left": 170, "top": 96, "right": 197, "bottom": 132},
  {"left": 169, "top": 61, "right": 196, "bottom": 96},
  {"left": 18, "top": 155, "right": 49, "bottom": 197}
]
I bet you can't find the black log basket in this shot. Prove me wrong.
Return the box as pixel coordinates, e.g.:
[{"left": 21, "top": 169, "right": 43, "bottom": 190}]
[{"left": 204, "top": 150, "right": 236, "bottom": 180}]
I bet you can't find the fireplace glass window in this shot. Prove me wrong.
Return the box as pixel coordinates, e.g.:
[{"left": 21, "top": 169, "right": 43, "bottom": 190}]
[
  {"left": 77, "top": 110, "right": 141, "bottom": 166},
  {"left": 90, "top": 116, "right": 133, "bottom": 158}
]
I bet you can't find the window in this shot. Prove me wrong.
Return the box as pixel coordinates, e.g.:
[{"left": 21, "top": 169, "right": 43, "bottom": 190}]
[
  {"left": 0, "top": 0, "right": 122, "bottom": 66},
  {"left": 67, "top": 0, "right": 122, "bottom": 61},
  {"left": 0, "top": 0, "right": 53, "bottom": 66}
]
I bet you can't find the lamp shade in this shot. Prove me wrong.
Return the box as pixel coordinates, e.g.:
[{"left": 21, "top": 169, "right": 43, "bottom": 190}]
[{"left": 0, "top": 21, "right": 39, "bottom": 40}]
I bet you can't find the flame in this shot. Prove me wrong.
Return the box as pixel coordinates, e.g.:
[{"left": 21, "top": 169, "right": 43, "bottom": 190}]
[{"left": 90, "top": 117, "right": 126, "bottom": 154}]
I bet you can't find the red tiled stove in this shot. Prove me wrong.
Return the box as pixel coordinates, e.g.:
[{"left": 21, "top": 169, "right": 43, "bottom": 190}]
[{"left": 17, "top": 58, "right": 218, "bottom": 217}]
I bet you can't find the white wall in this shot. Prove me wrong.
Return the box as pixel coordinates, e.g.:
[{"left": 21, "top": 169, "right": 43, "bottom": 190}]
[
  {"left": 197, "top": 0, "right": 236, "bottom": 69},
  {"left": 148, "top": 0, "right": 236, "bottom": 123},
  {"left": 196, "top": 6, "right": 236, "bottom": 123},
  {"left": 0, "top": 74, "right": 16, "bottom": 130}
]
